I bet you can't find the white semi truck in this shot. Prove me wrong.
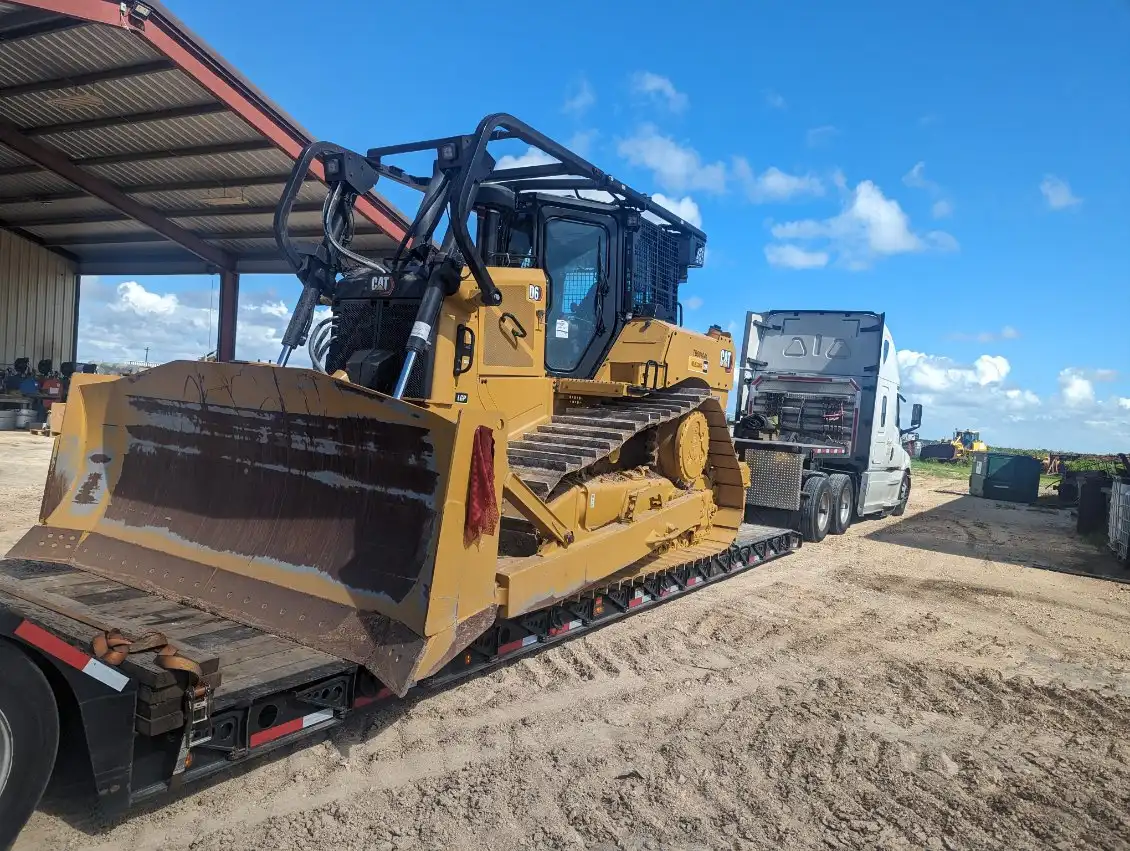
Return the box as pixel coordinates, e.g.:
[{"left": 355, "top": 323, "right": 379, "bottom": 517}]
[{"left": 734, "top": 310, "right": 922, "bottom": 542}]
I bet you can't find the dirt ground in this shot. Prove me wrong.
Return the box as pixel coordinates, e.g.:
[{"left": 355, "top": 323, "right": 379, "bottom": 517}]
[{"left": 4, "top": 431, "right": 1129, "bottom": 851}]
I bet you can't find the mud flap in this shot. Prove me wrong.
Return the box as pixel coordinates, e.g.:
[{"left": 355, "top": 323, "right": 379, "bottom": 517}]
[{"left": 7, "top": 363, "right": 506, "bottom": 695}]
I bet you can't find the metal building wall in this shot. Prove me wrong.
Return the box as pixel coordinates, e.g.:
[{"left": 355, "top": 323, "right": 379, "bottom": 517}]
[{"left": 0, "top": 230, "right": 78, "bottom": 369}]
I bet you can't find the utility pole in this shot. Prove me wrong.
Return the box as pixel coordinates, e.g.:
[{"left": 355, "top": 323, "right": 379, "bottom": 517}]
[{"left": 144, "top": 346, "right": 150, "bottom": 366}]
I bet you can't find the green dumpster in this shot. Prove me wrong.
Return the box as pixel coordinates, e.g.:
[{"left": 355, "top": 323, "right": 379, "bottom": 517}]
[{"left": 969, "top": 452, "right": 1042, "bottom": 504}]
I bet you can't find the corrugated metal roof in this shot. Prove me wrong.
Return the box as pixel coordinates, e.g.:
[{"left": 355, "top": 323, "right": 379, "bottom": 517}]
[
  {"left": 0, "top": 68, "right": 213, "bottom": 128},
  {"left": 87, "top": 146, "right": 292, "bottom": 185},
  {"left": 0, "top": 20, "right": 158, "bottom": 89},
  {"left": 0, "top": 4, "right": 406, "bottom": 276}
]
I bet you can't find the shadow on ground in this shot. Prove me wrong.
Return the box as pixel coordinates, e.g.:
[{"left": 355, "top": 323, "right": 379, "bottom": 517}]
[{"left": 867, "top": 492, "right": 1129, "bottom": 585}]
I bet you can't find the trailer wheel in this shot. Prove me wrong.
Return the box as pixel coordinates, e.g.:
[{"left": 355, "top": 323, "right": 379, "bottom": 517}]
[
  {"left": 828, "top": 473, "right": 854, "bottom": 534},
  {"left": 799, "top": 475, "right": 832, "bottom": 543},
  {"left": 891, "top": 473, "right": 911, "bottom": 516},
  {"left": 0, "top": 642, "right": 59, "bottom": 851}
]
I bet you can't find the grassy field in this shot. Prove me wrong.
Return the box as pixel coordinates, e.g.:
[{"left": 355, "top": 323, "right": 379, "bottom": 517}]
[{"left": 911, "top": 458, "right": 1061, "bottom": 490}]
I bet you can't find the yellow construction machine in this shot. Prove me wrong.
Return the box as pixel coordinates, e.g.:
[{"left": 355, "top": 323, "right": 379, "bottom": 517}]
[
  {"left": 10, "top": 115, "right": 764, "bottom": 698},
  {"left": 920, "top": 428, "right": 988, "bottom": 462}
]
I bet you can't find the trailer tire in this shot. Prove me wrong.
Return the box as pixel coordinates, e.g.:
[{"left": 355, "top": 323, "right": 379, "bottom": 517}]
[
  {"left": 0, "top": 641, "right": 59, "bottom": 851},
  {"left": 891, "top": 473, "right": 911, "bottom": 517},
  {"left": 799, "top": 475, "right": 832, "bottom": 543},
  {"left": 828, "top": 473, "right": 854, "bottom": 534}
]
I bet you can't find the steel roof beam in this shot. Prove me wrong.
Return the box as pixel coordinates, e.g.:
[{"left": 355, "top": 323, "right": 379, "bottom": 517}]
[
  {"left": 0, "top": 214, "right": 78, "bottom": 263},
  {"left": 0, "top": 138, "right": 275, "bottom": 177},
  {"left": 0, "top": 172, "right": 298, "bottom": 204},
  {"left": 14, "top": 201, "right": 322, "bottom": 227},
  {"left": 0, "top": 115, "right": 233, "bottom": 268},
  {"left": 25, "top": 101, "right": 227, "bottom": 138},
  {"left": 3, "top": 0, "right": 408, "bottom": 241},
  {"left": 0, "top": 9, "right": 84, "bottom": 43},
  {"left": 45, "top": 226, "right": 377, "bottom": 246},
  {"left": 0, "top": 58, "right": 176, "bottom": 99}
]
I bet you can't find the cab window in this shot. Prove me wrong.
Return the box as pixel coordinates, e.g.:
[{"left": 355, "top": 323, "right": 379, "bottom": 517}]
[{"left": 543, "top": 219, "right": 608, "bottom": 373}]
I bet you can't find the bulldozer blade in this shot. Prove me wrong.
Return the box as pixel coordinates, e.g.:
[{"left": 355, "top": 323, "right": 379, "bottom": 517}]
[{"left": 7, "top": 363, "right": 506, "bottom": 696}]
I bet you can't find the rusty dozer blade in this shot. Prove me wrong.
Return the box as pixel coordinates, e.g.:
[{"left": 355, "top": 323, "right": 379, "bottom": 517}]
[{"left": 8, "top": 363, "right": 506, "bottom": 696}]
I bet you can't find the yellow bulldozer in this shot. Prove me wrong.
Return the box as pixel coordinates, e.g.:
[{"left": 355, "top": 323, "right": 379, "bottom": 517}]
[
  {"left": 919, "top": 428, "right": 988, "bottom": 462},
  {"left": 10, "top": 115, "right": 773, "bottom": 698}
]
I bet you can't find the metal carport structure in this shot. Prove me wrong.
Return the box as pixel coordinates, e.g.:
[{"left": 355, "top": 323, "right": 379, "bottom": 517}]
[{"left": 0, "top": 0, "right": 407, "bottom": 362}]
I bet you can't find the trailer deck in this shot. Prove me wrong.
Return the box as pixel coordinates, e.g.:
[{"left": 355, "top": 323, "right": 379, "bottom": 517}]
[
  {"left": 0, "top": 520, "right": 800, "bottom": 823},
  {"left": 0, "top": 559, "right": 349, "bottom": 725}
]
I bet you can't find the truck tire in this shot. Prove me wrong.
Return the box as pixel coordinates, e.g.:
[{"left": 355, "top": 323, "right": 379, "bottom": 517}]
[
  {"left": 891, "top": 473, "right": 910, "bottom": 516},
  {"left": 828, "top": 473, "right": 854, "bottom": 534},
  {"left": 799, "top": 475, "right": 832, "bottom": 543},
  {"left": 0, "top": 642, "right": 59, "bottom": 851}
]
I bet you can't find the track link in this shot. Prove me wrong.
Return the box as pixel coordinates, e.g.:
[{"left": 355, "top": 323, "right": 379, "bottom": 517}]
[
  {"left": 355, "top": 524, "right": 801, "bottom": 704},
  {"left": 508, "top": 386, "right": 713, "bottom": 497}
]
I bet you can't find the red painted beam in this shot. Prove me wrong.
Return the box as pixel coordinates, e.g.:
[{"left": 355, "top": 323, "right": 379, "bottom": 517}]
[
  {"left": 0, "top": 115, "right": 234, "bottom": 269},
  {"left": 216, "top": 270, "right": 239, "bottom": 361},
  {"left": 6, "top": 0, "right": 408, "bottom": 243}
]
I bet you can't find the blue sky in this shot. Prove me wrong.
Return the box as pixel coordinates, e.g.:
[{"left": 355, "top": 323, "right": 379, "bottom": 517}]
[{"left": 82, "top": 0, "right": 1130, "bottom": 450}]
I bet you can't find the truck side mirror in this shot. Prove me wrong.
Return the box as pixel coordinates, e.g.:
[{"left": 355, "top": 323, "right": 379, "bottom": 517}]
[{"left": 910, "top": 403, "right": 922, "bottom": 431}]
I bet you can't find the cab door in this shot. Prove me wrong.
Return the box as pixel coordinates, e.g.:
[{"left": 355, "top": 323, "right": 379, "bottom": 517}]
[{"left": 537, "top": 207, "right": 620, "bottom": 378}]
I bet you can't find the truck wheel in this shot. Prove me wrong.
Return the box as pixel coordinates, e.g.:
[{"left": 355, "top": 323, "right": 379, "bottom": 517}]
[
  {"left": 799, "top": 475, "right": 832, "bottom": 543},
  {"left": 828, "top": 473, "right": 854, "bottom": 534},
  {"left": 0, "top": 642, "right": 59, "bottom": 851},
  {"left": 891, "top": 474, "right": 911, "bottom": 516}
]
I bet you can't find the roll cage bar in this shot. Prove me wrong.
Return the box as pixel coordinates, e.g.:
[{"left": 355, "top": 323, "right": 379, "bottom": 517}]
[{"left": 272, "top": 113, "right": 706, "bottom": 393}]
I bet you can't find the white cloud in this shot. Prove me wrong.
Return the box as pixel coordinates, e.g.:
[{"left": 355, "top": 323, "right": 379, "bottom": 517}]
[
  {"left": 563, "top": 78, "right": 595, "bottom": 115},
  {"left": 109, "top": 280, "right": 178, "bottom": 317},
  {"left": 766, "top": 179, "right": 956, "bottom": 269},
  {"left": 733, "top": 157, "right": 824, "bottom": 203},
  {"left": 684, "top": 295, "right": 704, "bottom": 311},
  {"left": 806, "top": 125, "right": 838, "bottom": 148},
  {"left": 494, "top": 147, "right": 558, "bottom": 171},
  {"left": 931, "top": 199, "right": 953, "bottom": 219},
  {"left": 765, "top": 90, "right": 786, "bottom": 109},
  {"left": 897, "top": 349, "right": 1129, "bottom": 450},
  {"left": 1040, "top": 175, "right": 1081, "bottom": 210},
  {"left": 902, "top": 162, "right": 937, "bottom": 192},
  {"left": 764, "top": 244, "right": 829, "bottom": 269},
  {"left": 903, "top": 162, "right": 954, "bottom": 220},
  {"left": 948, "top": 326, "right": 1021, "bottom": 343},
  {"left": 1059, "top": 368, "right": 1095, "bottom": 406},
  {"left": 78, "top": 277, "right": 306, "bottom": 366},
  {"left": 568, "top": 130, "right": 598, "bottom": 158},
  {"left": 630, "top": 71, "right": 688, "bottom": 112},
  {"left": 617, "top": 125, "right": 727, "bottom": 194},
  {"left": 651, "top": 193, "right": 702, "bottom": 228}
]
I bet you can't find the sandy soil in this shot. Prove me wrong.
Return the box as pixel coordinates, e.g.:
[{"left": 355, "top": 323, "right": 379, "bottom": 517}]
[{"left": 3, "top": 431, "right": 1129, "bottom": 851}]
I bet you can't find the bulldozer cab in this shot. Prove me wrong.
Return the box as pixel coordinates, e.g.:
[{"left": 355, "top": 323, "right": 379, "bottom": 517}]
[
  {"left": 283, "top": 115, "right": 706, "bottom": 396},
  {"left": 954, "top": 429, "right": 980, "bottom": 449}
]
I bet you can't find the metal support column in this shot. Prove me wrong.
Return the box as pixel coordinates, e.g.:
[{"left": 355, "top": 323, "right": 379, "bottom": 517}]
[{"left": 216, "top": 270, "right": 239, "bottom": 362}]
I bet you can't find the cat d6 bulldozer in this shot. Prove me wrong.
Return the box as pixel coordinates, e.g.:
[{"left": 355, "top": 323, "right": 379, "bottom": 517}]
[{"left": 11, "top": 115, "right": 753, "bottom": 697}]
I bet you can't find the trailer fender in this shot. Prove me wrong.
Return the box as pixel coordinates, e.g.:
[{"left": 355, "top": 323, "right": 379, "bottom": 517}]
[{"left": 2, "top": 616, "right": 137, "bottom": 816}]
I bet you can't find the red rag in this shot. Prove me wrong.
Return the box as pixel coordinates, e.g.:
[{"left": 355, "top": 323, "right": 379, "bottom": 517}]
[{"left": 465, "top": 425, "right": 499, "bottom": 547}]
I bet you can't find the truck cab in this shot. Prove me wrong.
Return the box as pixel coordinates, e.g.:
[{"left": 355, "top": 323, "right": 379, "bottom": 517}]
[{"left": 733, "top": 310, "right": 923, "bottom": 541}]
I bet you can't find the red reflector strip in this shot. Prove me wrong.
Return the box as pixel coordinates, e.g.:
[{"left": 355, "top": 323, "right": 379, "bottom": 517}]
[
  {"left": 250, "top": 708, "right": 334, "bottom": 748},
  {"left": 499, "top": 634, "right": 539, "bottom": 655},
  {"left": 687, "top": 576, "right": 703, "bottom": 586},
  {"left": 628, "top": 593, "right": 653, "bottom": 609},
  {"left": 549, "top": 619, "right": 583, "bottom": 636},
  {"left": 15, "top": 620, "right": 128, "bottom": 692},
  {"left": 353, "top": 686, "right": 393, "bottom": 708}
]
